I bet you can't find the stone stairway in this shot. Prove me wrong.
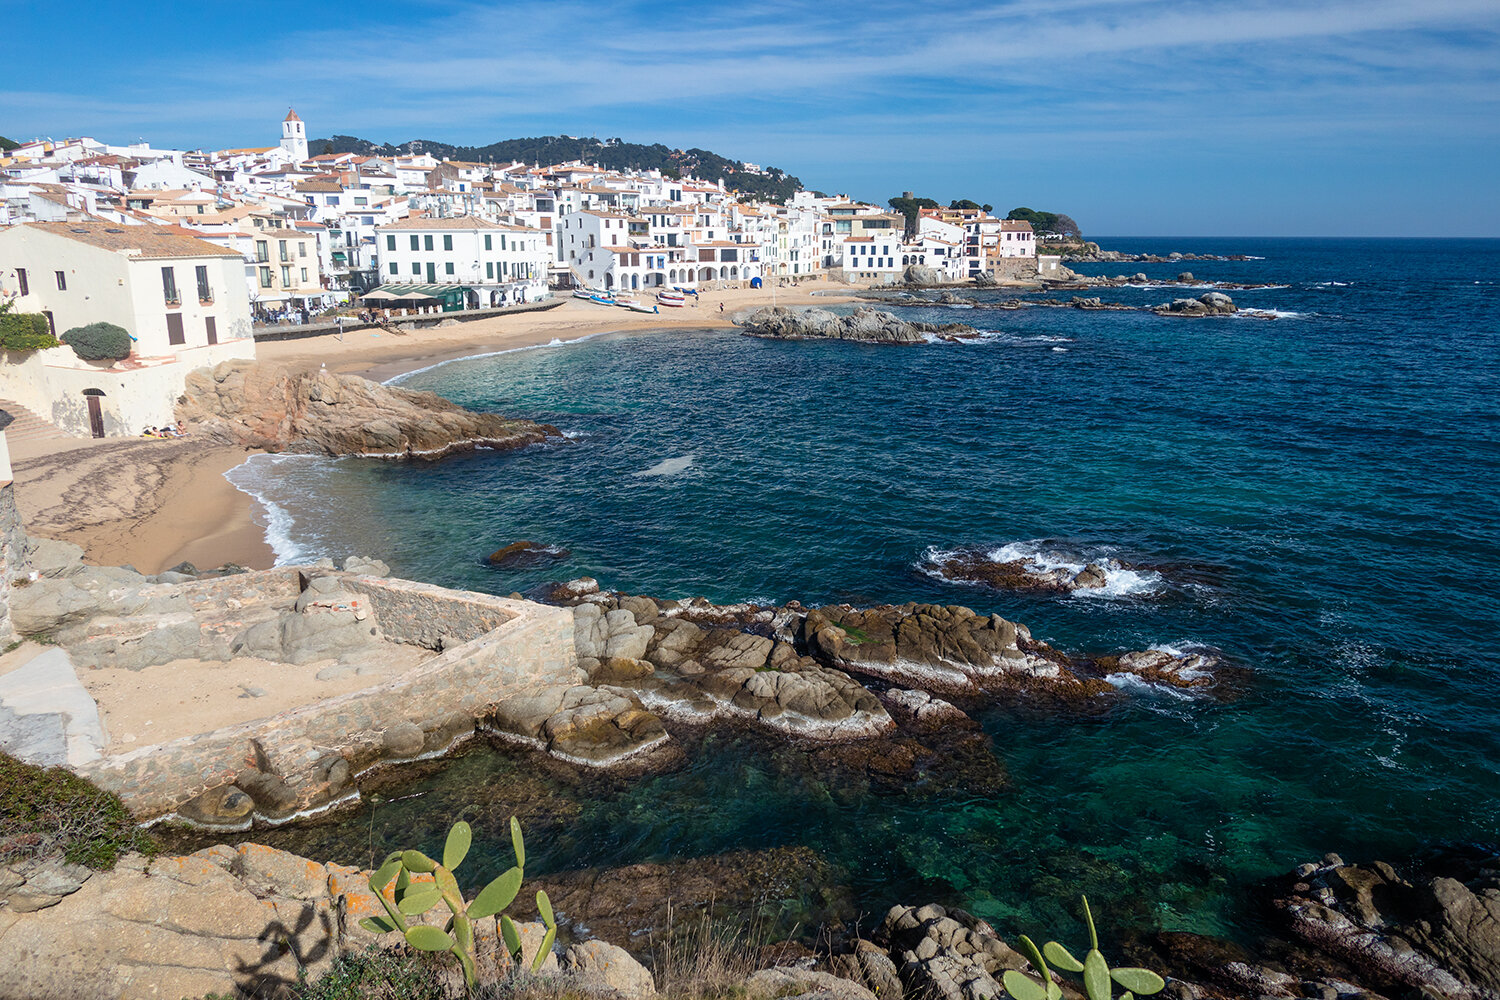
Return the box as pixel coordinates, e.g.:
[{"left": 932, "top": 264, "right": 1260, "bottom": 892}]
[{"left": 0, "top": 398, "right": 85, "bottom": 460}]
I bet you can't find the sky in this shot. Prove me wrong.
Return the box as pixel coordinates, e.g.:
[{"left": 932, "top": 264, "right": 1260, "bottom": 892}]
[{"left": 3, "top": 0, "right": 1497, "bottom": 236}]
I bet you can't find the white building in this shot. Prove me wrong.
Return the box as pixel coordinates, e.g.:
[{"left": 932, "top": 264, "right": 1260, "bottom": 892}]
[
  {"left": 995, "top": 219, "right": 1036, "bottom": 258},
  {"left": 0, "top": 222, "right": 255, "bottom": 437},
  {"left": 280, "top": 109, "right": 309, "bottom": 164},
  {"left": 375, "top": 216, "right": 550, "bottom": 306}
]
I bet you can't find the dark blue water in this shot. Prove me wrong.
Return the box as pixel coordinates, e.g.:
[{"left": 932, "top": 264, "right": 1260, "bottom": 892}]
[{"left": 226, "top": 238, "right": 1500, "bottom": 942}]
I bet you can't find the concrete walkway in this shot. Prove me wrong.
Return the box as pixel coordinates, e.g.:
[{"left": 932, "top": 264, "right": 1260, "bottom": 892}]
[{"left": 0, "top": 646, "right": 108, "bottom": 767}]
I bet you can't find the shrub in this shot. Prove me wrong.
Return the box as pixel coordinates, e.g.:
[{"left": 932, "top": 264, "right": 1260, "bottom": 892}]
[
  {"left": 0, "top": 311, "right": 58, "bottom": 352},
  {"left": 0, "top": 750, "right": 156, "bottom": 869},
  {"left": 61, "top": 321, "right": 133, "bottom": 361}
]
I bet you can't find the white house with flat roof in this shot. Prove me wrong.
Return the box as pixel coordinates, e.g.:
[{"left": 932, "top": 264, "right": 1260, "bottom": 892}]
[
  {"left": 374, "top": 216, "right": 550, "bottom": 306},
  {"left": 0, "top": 221, "right": 255, "bottom": 437}
]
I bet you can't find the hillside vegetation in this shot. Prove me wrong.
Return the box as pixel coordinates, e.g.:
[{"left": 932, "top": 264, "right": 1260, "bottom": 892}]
[{"left": 313, "top": 133, "right": 802, "bottom": 203}]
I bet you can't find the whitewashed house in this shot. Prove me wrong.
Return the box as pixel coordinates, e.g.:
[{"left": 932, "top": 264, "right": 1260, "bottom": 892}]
[{"left": 0, "top": 222, "right": 255, "bottom": 437}]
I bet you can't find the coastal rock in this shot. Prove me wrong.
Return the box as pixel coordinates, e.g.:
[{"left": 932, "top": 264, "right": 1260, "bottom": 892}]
[
  {"left": 489, "top": 540, "right": 571, "bottom": 567},
  {"left": 627, "top": 614, "right": 894, "bottom": 740},
  {"left": 0, "top": 842, "right": 621, "bottom": 999},
  {"left": 341, "top": 555, "right": 390, "bottom": 577},
  {"left": 565, "top": 940, "right": 658, "bottom": 1000},
  {"left": 746, "top": 967, "right": 876, "bottom": 1000},
  {"left": 921, "top": 547, "right": 1130, "bottom": 594},
  {"left": 1153, "top": 292, "right": 1237, "bottom": 317},
  {"left": 901, "top": 264, "right": 945, "bottom": 287},
  {"left": 177, "top": 359, "right": 564, "bottom": 460},
  {"left": 1271, "top": 852, "right": 1500, "bottom": 1000},
  {"left": 878, "top": 688, "right": 974, "bottom": 733},
  {"left": 540, "top": 685, "right": 670, "bottom": 765},
  {"left": 875, "top": 903, "right": 1030, "bottom": 1000},
  {"left": 733, "top": 305, "right": 976, "bottom": 344},
  {"left": 803, "top": 603, "right": 1067, "bottom": 695}
]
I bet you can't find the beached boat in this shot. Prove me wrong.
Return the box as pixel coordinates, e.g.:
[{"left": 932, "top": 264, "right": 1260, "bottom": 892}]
[
  {"left": 614, "top": 297, "right": 641, "bottom": 309},
  {"left": 588, "top": 293, "right": 615, "bottom": 305},
  {"left": 572, "top": 289, "right": 594, "bottom": 300},
  {"left": 626, "top": 301, "right": 658, "bottom": 314},
  {"left": 657, "top": 290, "right": 687, "bottom": 307}
]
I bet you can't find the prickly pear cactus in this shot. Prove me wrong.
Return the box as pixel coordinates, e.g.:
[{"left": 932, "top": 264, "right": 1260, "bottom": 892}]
[
  {"left": 1001, "top": 896, "right": 1165, "bottom": 1000},
  {"left": 360, "top": 815, "right": 558, "bottom": 993}
]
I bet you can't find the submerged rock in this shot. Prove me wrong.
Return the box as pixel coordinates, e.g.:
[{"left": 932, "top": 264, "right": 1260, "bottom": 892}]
[
  {"left": 178, "top": 359, "right": 564, "bottom": 459},
  {"left": 488, "top": 540, "right": 571, "bottom": 567}
]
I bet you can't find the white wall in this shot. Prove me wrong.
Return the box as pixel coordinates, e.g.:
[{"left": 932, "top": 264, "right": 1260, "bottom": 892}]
[{"left": 0, "top": 342, "right": 254, "bottom": 438}]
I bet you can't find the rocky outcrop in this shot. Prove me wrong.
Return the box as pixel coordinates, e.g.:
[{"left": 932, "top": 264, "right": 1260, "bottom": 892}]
[
  {"left": 1153, "top": 292, "right": 1237, "bottom": 317},
  {"left": 901, "top": 264, "right": 945, "bottom": 287},
  {"left": 0, "top": 841, "right": 626, "bottom": 1000},
  {"left": 1271, "top": 853, "right": 1500, "bottom": 1000},
  {"left": 734, "top": 306, "right": 977, "bottom": 344},
  {"left": 568, "top": 599, "right": 894, "bottom": 741},
  {"left": 923, "top": 547, "right": 1125, "bottom": 594},
  {"left": 177, "top": 359, "right": 563, "bottom": 459}
]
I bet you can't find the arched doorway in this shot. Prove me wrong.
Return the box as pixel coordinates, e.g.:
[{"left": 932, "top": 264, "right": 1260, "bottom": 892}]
[
  {"left": 631, "top": 274, "right": 639, "bottom": 290},
  {"left": 82, "top": 388, "right": 106, "bottom": 439},
  {"left": 604, "top": 273, "right": 614, "bottom": 289}
]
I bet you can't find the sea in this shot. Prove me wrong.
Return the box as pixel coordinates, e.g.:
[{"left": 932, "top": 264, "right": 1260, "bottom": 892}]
[{"left": 216, "top": 237, "right": 1500, "bottom": 946}]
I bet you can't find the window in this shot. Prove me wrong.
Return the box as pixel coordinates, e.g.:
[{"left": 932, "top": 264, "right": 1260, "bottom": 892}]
[
  {"left": 55, "top": 270, "right": 66, "bottom": 291},
  {"left": 442, "top": 235, "right": 453, "bottom": 251},
  {"left": 205, "top": 316, "right": 217, "bottom": 344},
  {"left": 281, "top": 266, "right": 291, "bottom": 286},
  {"left": 161, "top": 266, "right": 179, "bottom": 304},
  {"left": 259, "top": 267, "right": 272, "bottom": 288},
  {"left": 412, "top": 263, "right": 421, "bottom": 274},
  {"left": 423, "top": 235, "right": 433, "bottom": 251},
  {"left": 301, "top": 268, "right": 308, "bottom": 281},
  {"left": 195, "top": 265, "right": 211, "bottom": 301},
  {"left": 410, "top": 235, "right": 419, "bottom": 251},
  {"left": 389, "top": 262, "right": 398, "bottom": 275},
  {"left": 484, "top": 235, "right": 492, "bottom": 251},
  {"left": 445, "top": 262, "right": 454, "bottom": 275},
  {"left": 354, "top": 197, "right": 368, "bottom": 206},
  {"left": 15, "top": 268, "right": 27, "bottom": 296},
  {"left": 299, "top": 243, "right": 307, "bottom": 258},
  {"left": 166, "top": 313, "right": 185, "bottom": 346},
  {"left": 279, "top": 240, "right": 289, "bottom": 262},
  {"left": 255, "top": 240, "right": 268, "bottom": 263},
  {"left": 387, "top": 235, "right": 396, "bottom": 251},
  {"left": 501, "top": 235, "right": 507, "bottom": 250},
  {"left": 486, "top": 262, "right": 493, "bottom": 278}
]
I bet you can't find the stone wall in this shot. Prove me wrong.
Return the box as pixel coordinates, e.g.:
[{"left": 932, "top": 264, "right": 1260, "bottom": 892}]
[
  {"left": 0, "top": 483, "right": 26, "bottom": 643},
  {"left": 76, "top": 572, "right": 583, "bottom": 825},
  {"left": 341, "top": 574, "right": 519, "bottom": 649}
]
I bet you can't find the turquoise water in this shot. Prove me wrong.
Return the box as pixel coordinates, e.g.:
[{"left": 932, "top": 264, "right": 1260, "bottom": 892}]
[{"left": 224, "top": 238, "right": 1500, "bottom": 943}]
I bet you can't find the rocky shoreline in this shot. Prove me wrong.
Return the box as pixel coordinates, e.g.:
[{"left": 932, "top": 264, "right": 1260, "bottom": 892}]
[{"left": 5, "top": 832, "right": 1494, "bottom": 1000}]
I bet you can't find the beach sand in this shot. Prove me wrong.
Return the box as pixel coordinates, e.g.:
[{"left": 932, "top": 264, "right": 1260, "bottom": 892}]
[{"left": 9, "top": 279, "right": 857, "bottom": 572}]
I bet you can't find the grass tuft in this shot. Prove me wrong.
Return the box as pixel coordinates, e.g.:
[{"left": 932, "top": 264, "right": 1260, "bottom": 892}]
[{"left": 0, "top": 751, "right": 156, "bottom": 869}]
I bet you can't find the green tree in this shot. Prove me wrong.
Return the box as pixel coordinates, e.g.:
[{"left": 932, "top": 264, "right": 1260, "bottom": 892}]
[
  {"left": 61, "top": 321, "right": 133, "bottom": 361},
  {"left": 889, "top": 194, "right": 940, "bottom": 238},
  {"left": 0, "top": 135, "right": 18, "bottom": 152},
  {"left": 950, "top": 199, "right": 982, "bottom": 211}
]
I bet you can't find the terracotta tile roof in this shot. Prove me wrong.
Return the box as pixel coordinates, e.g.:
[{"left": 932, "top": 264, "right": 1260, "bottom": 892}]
[{"left": 21, "top": 221, "right": 243, "bottom": 259}]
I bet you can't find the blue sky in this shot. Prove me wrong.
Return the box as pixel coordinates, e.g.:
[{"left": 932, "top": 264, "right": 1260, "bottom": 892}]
[{"left": 3, "top": 0, "right": 1497, "bottom": 236}]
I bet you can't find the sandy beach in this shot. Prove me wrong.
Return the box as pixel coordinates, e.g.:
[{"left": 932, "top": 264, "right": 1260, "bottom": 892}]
[{"left": 9, "top": 280, "right": 856, "bottom": 573}]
